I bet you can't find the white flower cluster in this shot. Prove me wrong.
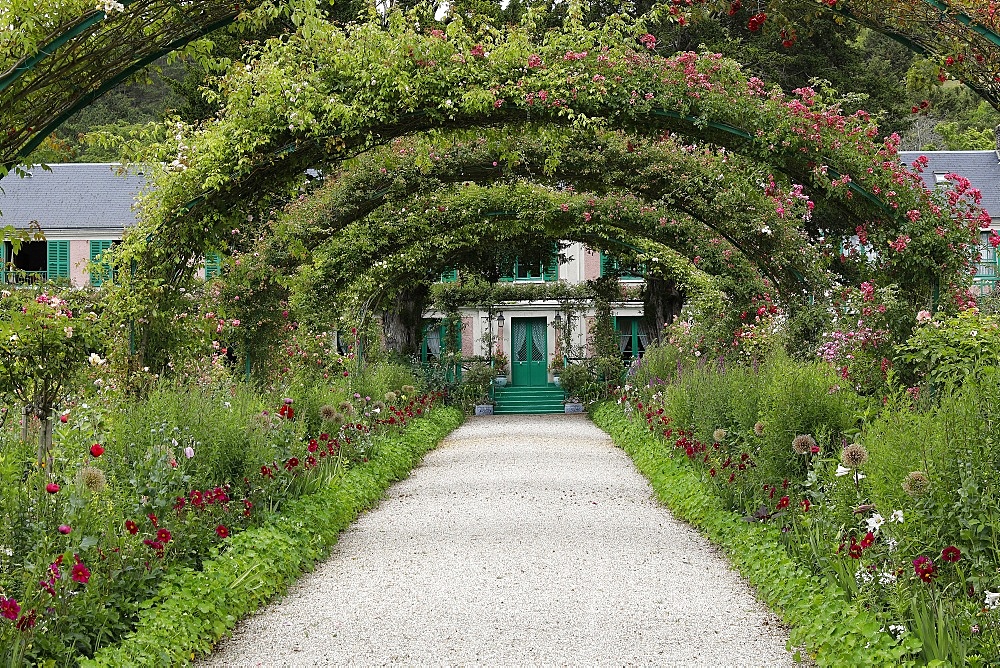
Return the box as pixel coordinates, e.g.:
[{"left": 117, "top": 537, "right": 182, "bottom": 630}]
[
  {"left": 986, "top": 591, "right": 1000, "bottom": 610},
  {"left": 98, "top": 0, "right": 125, "bottom": 13}
]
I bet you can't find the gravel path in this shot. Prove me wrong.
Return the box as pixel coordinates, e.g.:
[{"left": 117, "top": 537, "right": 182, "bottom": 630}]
[{"left": 202, "top": 414, "right": 798, "bottom": 667}]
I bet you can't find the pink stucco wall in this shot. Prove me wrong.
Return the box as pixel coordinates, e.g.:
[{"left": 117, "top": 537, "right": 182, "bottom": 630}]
[
  {"left": 584, "top": 249, "right": 601, "bottom": 280},
  {"left": 70, "top": 240, "right": 90, "bottom": 287},
  {"left": 462, "top": 317, "right": 474, "bottom": 356}
]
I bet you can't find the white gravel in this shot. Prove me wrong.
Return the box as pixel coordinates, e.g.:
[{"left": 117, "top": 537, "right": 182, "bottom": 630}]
[{"left": 201, "top": 414, "right": 798, "bottom": 667}]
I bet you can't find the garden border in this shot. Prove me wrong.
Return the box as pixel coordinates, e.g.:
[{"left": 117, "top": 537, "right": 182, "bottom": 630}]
[
  {"left": 590, "top": 403, "right": 917, "bottom": 667},
  {"left": 81, "top": 407, "right": 464, "bottom": 667}
]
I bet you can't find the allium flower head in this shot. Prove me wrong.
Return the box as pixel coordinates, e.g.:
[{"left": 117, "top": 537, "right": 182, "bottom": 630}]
[
  {"left": 902, "top": 471, "right": 930, "bottom": 497},
  {"left": 402, "top": 385, "right": 415, "bottom": 395},
  {"left": 712, "top": 428, "right": 727, "bottom": 442},
  {"left": 753, "top": 421, "right": 765, "bottom": 436},
  {"left": 841, "top": 443, "right": 869, "bottom": 468},
  {"left": 77, "top": 466, "right": 107, "bottom": 494},
  {"left": 320, "top": 404, "right": 337, "bottom": 421},
  {"left": 791, "top": 434, "right": 816, "bottom": 455},
  {"left": 384, "top": 391, "right": 398, "bottom": 403}
]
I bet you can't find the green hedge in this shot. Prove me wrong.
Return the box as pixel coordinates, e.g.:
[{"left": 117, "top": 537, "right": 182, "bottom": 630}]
[
  {"left": 591, "top": 403, "right": 920, "bottom": 667},
  {"left": 82, "top": 407, "right": 463, "bottom": 667}
]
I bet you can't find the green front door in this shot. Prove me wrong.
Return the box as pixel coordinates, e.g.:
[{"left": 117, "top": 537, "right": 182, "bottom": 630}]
[{"left": 511, "top": 317, "right": 548, "bottom": 386}]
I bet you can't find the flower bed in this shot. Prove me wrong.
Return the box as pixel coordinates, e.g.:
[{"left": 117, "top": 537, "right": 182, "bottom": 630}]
[
  {"left": 0, "top": 371, "right": 453, "bottom": 665},
  {"left": 81, "top": 406, "right": 462, "bottom": 666},
  {"left": 599, "top": 352, "right": 1000, "bottom": 666}
]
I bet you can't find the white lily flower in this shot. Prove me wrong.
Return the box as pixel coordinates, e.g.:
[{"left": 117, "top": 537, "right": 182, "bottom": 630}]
[
  {"left": 866, "top": 513, "right": 885, "bottom": 533},
  {"left": 835, "top": 464, "right": 852, "bottom": 477},
  {"left": 986, "top": 591, "right": 1000, "bottom": 610},
  {"left": 890, "top": 510, "right": 904, "bottom": 523}
]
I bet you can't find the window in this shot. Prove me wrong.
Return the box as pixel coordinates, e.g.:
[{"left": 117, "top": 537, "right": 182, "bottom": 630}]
[
  {"left": 420, "top": 322, "right": 463, "bottom": 363},
  {"left": 600, "top": 252, "right": 644, "bottom": 281},
  {"left": 2, "top": 240, "right": 47, "bottom": 284},
  {"left": 615, "top": 316, "right": 649, "bottom": 362},
  {"left": 499, "top": 246, "right": 559, "bottom": 282},
  {"left": 977, "top": 230, "right": 998, "bottom": 279},
  {"left": 90, "top": 240, "right": 115, "bottom": 287}
]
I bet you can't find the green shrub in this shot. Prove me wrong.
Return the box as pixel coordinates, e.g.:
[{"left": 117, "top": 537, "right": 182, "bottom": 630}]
[{"left": 559, "top": 363, "right": 592, "bottom": 402}]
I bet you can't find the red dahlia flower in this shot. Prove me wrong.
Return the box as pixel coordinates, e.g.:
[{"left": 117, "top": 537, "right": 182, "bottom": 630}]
[
  {"left": 776, "top": 496, "right": 790, "bottom": 510},
  {"left": 125, "top": 520, "right": 138, "bottom": 535},
  {"left": 0, "top": 597, "right": 20, "bottom": 620},
  {"left": 71, "top": 563, "right": 91, "bottom": 584},
  {"left": 215, "top": 525, "right": 229, "bottom": 538},
  {"left": 941, "top": 546, "right": 961, "bottom": 563},
  {"left": 156, "top": 529, "right": 172, "bottom": 543},
  {"left": 913, "top": 556, "right": 937, "bottom": 582}
]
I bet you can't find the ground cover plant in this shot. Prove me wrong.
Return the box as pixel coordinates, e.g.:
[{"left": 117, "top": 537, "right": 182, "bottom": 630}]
[{"left": 606, "top": 299, "right": 1000, "bottom": 665}]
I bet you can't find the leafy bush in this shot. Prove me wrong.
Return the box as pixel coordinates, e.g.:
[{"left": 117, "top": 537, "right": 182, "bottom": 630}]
[
  {"left": 895, "top": 309, "right": 1000, "bottom": 389},
  {"left": 558, "top": 363, "right": 591, "bottom": 402}
]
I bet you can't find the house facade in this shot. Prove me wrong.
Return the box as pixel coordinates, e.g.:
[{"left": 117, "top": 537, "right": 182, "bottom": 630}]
[
  {"left": 0, "top": 163, "right": 148, "bottom": 287},
  {"left": 422, "top": 245, "right": 646, "bottom": 386},
  {"left": 899, "top": 149, "right": 1000, "bottom": 295}
]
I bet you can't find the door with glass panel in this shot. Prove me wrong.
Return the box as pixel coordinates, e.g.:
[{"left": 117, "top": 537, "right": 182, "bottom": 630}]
[{"left": 511, "top": 317, "right": 548, "bottom": 386}]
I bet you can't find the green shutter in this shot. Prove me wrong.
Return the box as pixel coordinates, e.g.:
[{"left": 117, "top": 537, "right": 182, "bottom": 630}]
[
  {"left": 440, "top": 268, "right": 458, "bottom": 283},
  {"left": 205, "top": 252, "right": 222, "bottom": 279},
  {"left": 600, "top": 251, "right": 610, "bottom": 277},
  {"left": 543, "top": 245, "right": 559, "bottom": 282},
  {"left": 90, "top": 240, "right": 114, "bottom": 287},
  {"left": 47, "top": 241, "right": 69, "bottom": 280}
]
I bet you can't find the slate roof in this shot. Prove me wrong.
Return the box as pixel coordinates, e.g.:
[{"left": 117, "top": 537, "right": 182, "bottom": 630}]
[
  {"left": 0, "top": 163, "right": 148, "bottom": 231},
  {"left": 899, "top": 150, "right": 1000, "bottom": 219}
]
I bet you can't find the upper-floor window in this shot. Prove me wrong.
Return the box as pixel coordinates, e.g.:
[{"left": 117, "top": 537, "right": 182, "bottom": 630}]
[
  {"left": 600, "top": 252, "right": 644, "bottom": 281},
  {"left": 500, "top": 247, "right": 559, "bottom": 282}
]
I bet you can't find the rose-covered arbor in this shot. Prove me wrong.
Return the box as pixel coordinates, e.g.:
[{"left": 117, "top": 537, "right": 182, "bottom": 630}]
[
  {"left": 95, "top": 16, "right": 990, "bottom": 368},
  {"left": 7, "top": 0, "right": 1000, "bottom": 174}
]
